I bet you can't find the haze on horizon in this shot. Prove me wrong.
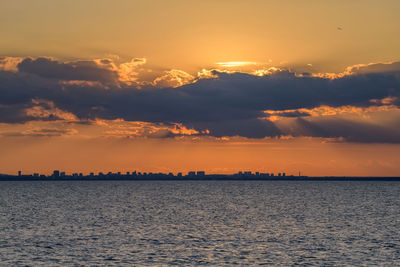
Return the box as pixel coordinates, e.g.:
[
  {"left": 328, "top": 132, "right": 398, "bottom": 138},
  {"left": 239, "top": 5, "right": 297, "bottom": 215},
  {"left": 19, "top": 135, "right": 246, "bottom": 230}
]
[{"left": 1, "top": 0, "right": 400, "bottom": 176}]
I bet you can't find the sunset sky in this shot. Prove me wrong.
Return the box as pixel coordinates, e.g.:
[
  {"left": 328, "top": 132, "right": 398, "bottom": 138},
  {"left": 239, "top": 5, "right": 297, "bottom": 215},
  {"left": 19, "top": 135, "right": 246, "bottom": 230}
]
[{"left": 1, "top": 0, "right": 400, "bottom": 176}]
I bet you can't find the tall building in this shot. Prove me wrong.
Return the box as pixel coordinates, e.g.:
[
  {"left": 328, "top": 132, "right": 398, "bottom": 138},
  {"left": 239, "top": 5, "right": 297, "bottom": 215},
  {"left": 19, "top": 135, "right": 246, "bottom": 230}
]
[
  {"left": 197, "top": 171, "right": 205, "bottom": 176},
  {"left": 53, "top": 170, "right": 60, "bottom": 177}
]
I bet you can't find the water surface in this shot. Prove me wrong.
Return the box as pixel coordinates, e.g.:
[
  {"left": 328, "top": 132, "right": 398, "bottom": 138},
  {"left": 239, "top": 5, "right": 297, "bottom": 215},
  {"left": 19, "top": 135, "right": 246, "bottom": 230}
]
[{"left": 1, "top": 181, "right": 399, "bottom": 265}]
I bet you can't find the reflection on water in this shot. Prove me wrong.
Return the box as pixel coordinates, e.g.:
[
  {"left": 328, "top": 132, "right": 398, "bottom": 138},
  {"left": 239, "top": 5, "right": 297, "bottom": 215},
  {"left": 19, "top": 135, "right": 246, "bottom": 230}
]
[{"left": 0, "top": 181, "right": 399, "bottom": 265}]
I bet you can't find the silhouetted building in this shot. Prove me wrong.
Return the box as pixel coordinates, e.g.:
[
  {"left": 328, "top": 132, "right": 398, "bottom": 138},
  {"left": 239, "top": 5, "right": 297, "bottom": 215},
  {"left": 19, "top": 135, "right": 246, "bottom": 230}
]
[{"left": 3, "top": 169, "right": 295, "bottom": 181}]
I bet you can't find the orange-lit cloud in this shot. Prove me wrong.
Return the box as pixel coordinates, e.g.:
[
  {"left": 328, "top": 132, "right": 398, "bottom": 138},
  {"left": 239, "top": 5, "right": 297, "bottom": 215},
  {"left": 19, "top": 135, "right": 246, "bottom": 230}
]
[
  {"left": 152, "top": 69, "right": 195, "bottom": 88},
  {"left": 96, "top": 119, "right": 200, "bottom": 139},
  {"left": 252, "top": 67, "right": 285, "bottom": 76},
  {"left": 0, "top": 56, "right": 24, "bottom": 71},
  {"left": 26, "top": 99, "right": 80, "bottom": 122}
]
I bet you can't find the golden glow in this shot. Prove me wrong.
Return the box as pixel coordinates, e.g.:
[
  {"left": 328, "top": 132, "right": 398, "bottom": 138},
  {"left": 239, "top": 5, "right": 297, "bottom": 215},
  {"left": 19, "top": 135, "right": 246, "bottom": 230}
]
[
  {"left": 1, "top": 1, "right": 400, "bottom": 176},
  {"left": 216, "top": 61, "right": 257, "bottom": 67}
]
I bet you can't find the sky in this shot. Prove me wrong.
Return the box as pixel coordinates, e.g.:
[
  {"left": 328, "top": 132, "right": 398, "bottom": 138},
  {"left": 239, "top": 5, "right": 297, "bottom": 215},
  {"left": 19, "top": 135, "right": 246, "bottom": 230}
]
[{"left": 1, "top": 0, "right": 400, "bottom": 176}]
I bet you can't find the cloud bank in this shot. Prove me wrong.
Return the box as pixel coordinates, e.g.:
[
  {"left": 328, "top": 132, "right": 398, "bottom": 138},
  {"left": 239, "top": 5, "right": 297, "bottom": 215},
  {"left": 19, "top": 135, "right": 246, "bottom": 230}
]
[{"left": 1, "top": 57, "right": 400, "bottom": 142}]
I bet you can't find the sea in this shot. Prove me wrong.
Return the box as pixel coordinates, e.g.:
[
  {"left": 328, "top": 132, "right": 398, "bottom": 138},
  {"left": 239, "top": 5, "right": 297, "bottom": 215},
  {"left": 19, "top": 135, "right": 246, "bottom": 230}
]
[{"left": 0, "top": 181, "right": 399, "bottom": 265}]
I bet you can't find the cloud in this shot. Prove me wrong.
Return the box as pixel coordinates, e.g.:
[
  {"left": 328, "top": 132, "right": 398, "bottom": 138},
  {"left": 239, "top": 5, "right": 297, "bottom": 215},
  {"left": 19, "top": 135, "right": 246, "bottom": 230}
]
[
  {"left": 314, "top": 61, "right": 400, "bottom": 79},
  {"left": 0, "top": 128, "right": 77, "bottom": 137},
  {"left": 115, "top": 58, "right": 147, "bottom": 84},
  {"left": 289, "top": 117, "right": 400, "bottom": 143},
  {"left": 0, "top": 57, "right": 24, "bottom": 71},
  {"left": 187, "top": 118, "right": 281, "bottom": 139},
  {"left": 152, "top": 69, "right": 195, "bottom": 88},
  {"left": 98, "top": 119, "right": 200, "bottom": 139},
  {"left": 265, "top": 110, "right": 312, "bottom": 121},
  {"left": 0, "top": 104, "right": 37, "bottom": 124},
  {"left": 0, "top": 98, "right": 79, "bottom": 124},
  {"left": 1, "top": 58, "right": 400, "bottom": 142},
  {"left": 17, "top": 57, "right": 119, "bottom": 84},
  {"left": 346, "top": 62, "right": 400, "bottom": 75}
]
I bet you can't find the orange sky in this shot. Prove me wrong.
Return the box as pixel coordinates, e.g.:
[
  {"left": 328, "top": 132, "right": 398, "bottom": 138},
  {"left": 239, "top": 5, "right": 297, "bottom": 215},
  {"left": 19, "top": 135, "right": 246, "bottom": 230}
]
[
  {"left": 1, "top": 0, "right": 400, "bottom": 176},
  {"left": 1, "top": 135, "right": 400, "bottom": 177},
  {"left": 1, "top": 0, "right": 399, "bottom": 72}
]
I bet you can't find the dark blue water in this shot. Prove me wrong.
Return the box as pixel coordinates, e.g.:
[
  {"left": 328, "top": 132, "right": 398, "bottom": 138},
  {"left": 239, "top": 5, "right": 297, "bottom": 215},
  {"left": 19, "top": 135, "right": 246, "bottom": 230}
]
[{"left": 0, "top": 181, "right": 399, "bottom": 265}]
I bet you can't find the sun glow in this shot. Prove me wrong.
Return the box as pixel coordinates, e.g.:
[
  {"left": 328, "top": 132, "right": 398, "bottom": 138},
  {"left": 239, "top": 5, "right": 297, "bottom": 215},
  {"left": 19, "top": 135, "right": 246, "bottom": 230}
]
[{"left": 216, "top": 61, "right": 257, "bottom": 67}]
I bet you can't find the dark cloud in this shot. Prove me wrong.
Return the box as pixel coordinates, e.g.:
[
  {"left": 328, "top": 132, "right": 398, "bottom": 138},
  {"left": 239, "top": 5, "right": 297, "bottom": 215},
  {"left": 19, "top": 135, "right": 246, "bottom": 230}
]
[
  {"left": 187, "top": 119, "right": 281, "bottom": 139},
  {"left": 264, "top": 110, "right": 312, "bottom": 118},
  {"left": 349, "top": 62, "right": 400, "bottom": 75},
  {"left": 1, "top": 128, "right": 75, "bottom": 137},
  {"left": 1, "top": 59, "right": 400, "bottom": 141},
  {"left": 17, "top": 57, "right": 118, "bottom": 84},
  {"left": 0, "top": 104, "right": 36, "bottom": 124},
  {"left": 291, "top": 117, "right": 400, "bottom": 143}
]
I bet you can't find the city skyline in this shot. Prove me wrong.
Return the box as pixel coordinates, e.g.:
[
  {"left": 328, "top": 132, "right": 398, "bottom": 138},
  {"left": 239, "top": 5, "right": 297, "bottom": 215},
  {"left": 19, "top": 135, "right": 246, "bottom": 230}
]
[
  {"left": 11, "top": 169, "right": 288, "bottom": 178},
  {"left": 3, "top": 168, "right": 400, "bottom": 181}
]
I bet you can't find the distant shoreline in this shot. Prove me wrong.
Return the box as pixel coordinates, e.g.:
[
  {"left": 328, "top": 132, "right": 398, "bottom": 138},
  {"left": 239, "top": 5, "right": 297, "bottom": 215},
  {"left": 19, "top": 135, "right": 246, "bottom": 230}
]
[{"left": 1, "top": 175, "right": 400, "bottom": 181}]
